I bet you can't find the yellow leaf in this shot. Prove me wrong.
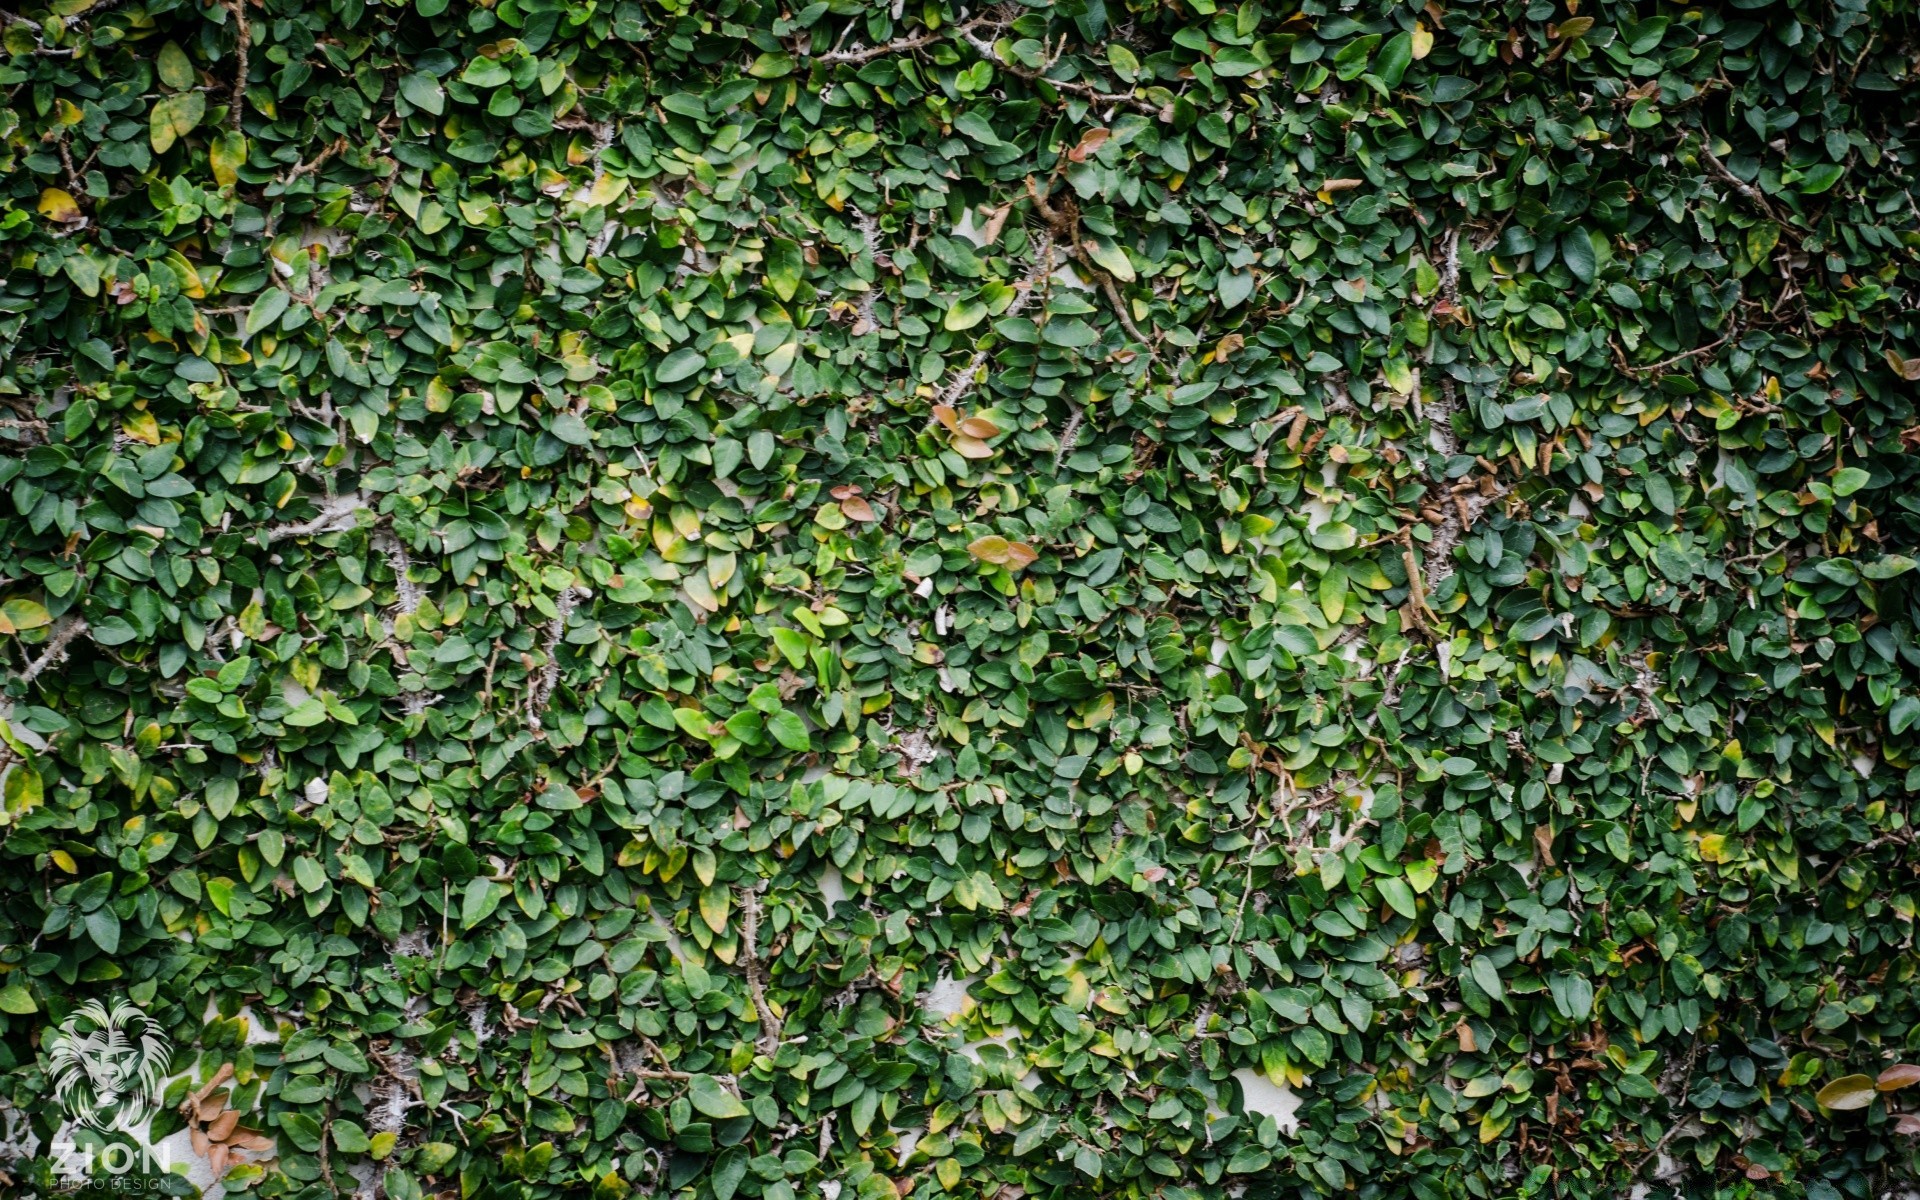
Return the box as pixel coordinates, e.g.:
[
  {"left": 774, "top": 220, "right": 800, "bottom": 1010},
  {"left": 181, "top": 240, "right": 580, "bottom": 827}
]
[
  {"left": 699, "top": 885, "right": 730, "bottom": 934},
  {"left": 156, "top": 41, "right": 195, "bottom": 90},
  {"left": 210, "top": 131, "right": 247, "bottom": 187},
  {"left": 37, "top": 189, "right": 81, "bottom": 223},
  {"left": 121, "top": 412, "right": 161, "bottom": 446},
  {"left": 0, "top": 599, "right": 50, "bottom": 635},
  {"left": 1411, "top": 25, "right": 1434, "bottom": 59},
  {"left": 1816, "top": 1074, "right": 1877, "bottom": 1111},
  {"left": 584, "top": 173, "right": 627, "bottom": 207},
  {"left": 165, "top": 252, "right": 207, "bottom": 298},
  {"left": 682, "top": 572, "right": 721, "bottom": 614}
]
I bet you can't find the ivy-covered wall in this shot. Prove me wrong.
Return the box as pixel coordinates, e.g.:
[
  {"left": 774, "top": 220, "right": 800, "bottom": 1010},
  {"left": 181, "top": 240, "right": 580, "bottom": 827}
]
[{"left": 3, "top": 0, "right": 1920, "bottom": 1197}]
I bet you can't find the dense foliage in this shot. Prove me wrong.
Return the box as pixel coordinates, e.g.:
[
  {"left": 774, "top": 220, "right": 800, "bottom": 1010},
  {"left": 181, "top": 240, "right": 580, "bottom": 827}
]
[{"left": 3, "top": 0, "right": 1920, "bottom": 1196}]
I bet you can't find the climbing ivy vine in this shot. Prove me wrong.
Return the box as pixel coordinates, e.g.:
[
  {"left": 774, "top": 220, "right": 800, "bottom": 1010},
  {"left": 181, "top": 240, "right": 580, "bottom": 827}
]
[{"left": 2, "top": 0, "right": 1920, "bottom": 1198}]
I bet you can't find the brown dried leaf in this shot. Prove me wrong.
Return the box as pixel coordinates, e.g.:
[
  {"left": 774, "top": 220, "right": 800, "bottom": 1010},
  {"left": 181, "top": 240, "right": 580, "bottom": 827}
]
[
  {"left": 1002, "top": 541, "right": 1039, "bottom": 571},
  {"left": 1068, "top": 128, "right": 1111, "bottom": 163},
  {"left": 967, "top": 535, "right": 1012, "bottom": 564},
  {"left": 953, "top": 435, "right": 995, "bottom": 459},
  {"left": 931, "top": 404, "right": 959, "bottom": 432},
  {"left": 957, "top": 416, "right": 999, "bottom": 438},
  {"left": 1455, "top": 1020, "right": 1477, "bottom": 1053},
  {"left": 840, "top": 496, "right": 876, "bottom": 522},
  {"left": 192, "top": 1062, "right": 236, "bottom": 1105},
  {"left": 208, "top": 1109, "right": 241, "bottom": 1141},
  {"left": 1878, "top": 1064, "right": 1920, "bottom": 1092},
  {"left": 977, "top": 203, "right": 1011, "bottom": 246},
  {"left": 1533, "top": 824, "right": 1555, "bottom": 867}
]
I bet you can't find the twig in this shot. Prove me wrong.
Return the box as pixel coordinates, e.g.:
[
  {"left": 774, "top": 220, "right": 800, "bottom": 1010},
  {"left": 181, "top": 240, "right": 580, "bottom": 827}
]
[
  {"left": 848, "top": 206, "right": 887, "bottom": 335},
  {"left": 1096, "top": 271, "right": 1149, "bottom": 344},
  {"left": 285, "top": 137, "right": 347, "bottom": 183},
  {"left": 262, "top": 494, "right": 363, "bottom": 544},
  {"left": 374, "top": 532, "right": 424, "bottom": 615},
  {"left": 934, "top": 234, "right": 1051, "bottom": 410},
  {"left": 1051, "top": 405, "right": 1085, "bottom": 473},
  {"left": 957, "top": 20, "right": 1163, "bottom": 116},
  {"left": 1700, "top": 145, "right": 1779, "bottom": 221},
  {"left": 225, "top": 0, "right": 250, "bottom": 132},
  {"left": 812, "top": 14, "right": 997, "bottom": 64},
  {"left": 525, "top": 588, "right": 579, "bottom": 730},
  {"left": 1620, "top": 326, "right": 1738, "bottom": 377},
  {"left": 741, "top": 885, "right": 783, "bottom": 1054},
  {"left": 479, "top": 639, "right": 503, "bottom": 707},
  {"left": 17, "top": 618, "right": 88, "bottom": 685}
]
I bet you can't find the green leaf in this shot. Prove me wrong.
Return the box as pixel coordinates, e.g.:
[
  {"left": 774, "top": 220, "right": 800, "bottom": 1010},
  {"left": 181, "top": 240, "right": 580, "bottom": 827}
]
[
  {"left": 711, "top": 1148, "right": 749, "bottom": 1200},
  {"left": 84, "top": 906, "right": 120, "bottom": 954},
  {"left": 1374, "top": 32, "right": 1413, "bottom": 87},
  {"left": 1890, "top": 695, "right": 1920, "bottom": 736},
  {"left": 1084, "top": 236, "right": 1136, "bottom": 283},
  {"left": 1560, "top": 230, "right": 1597, "bottom": 285},
  {"left": 280, "top": 1113, "right": 325, "bottom": 1152},
  {"left": 400, "top": 73, "right": 446, "bottom": 115},
  {"left": 764, "top": 239, "right": 804, "bottom": 303},
  {"left": 333, "top": 1120, "right": 372, "bottom": 1154},
  {"left": 1831, "top": 467, "right": 1871, "bottom": 496},
  {"left": 657, "top": 347, "right": 709, "bottom": 383},
  {"left": 462, "top": 878, "right": 503, "bottom": 928},
  {"left": 1376, "top": 876, "right": 1418, "bottom": 919},
  {"left": 766, "top": 709, "right": 810, "bottom": 752},
  {"left": 944, "top": 297, "right": 989, "bottom": 331},
  {"left": 952, "top": 111, "right": 1002, "bottom": 146},
  {"left": 245, "top": 289, "right": 292, "bottom": 338},
  {"left": 1468, "top": 956, "right": 1504, "bottom": 1002},
  {"left": 294, "top": 856, "right": 328, "bottom": 892},
  {"left": 688, "top": 1075, "right": 748, "bottom": 1120}
]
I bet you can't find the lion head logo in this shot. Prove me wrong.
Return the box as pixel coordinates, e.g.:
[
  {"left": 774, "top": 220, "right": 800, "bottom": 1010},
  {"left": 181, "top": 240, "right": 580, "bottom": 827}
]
[{"left": 46, "top": 998, "right": 171, "bottom": 1131}]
